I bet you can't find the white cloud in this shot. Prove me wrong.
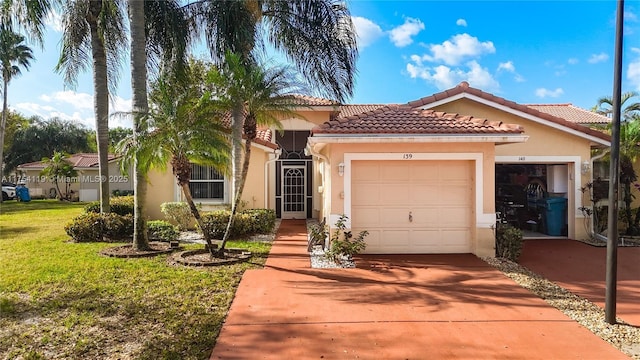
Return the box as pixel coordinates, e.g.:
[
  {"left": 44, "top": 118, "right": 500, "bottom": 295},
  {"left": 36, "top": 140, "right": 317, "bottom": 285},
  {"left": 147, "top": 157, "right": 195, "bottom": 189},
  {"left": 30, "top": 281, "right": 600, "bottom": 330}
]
[
  {"left": 625, "top": 10, "right": 638, "bottom": 22},
  {"left": 628, "top": 48, "right": 640, "bottom": 91},
  {"left": 15, "top": 91, "right": 133, "bottom": 130},
  {"left": 352, "top": 16, "right": 384, "bottom": 49},
  {"left": 497, "top": 61, "right": 515, "bottom": 72},
  {"left": 535, "top": 88, "right": 564, "bottom": 98},
  {"left": 389, "top": 17, "right": 425, "bottom": 47},
  {"left": 514, "top": 74, "right": 526, "bottom": 83},
  {"left": 588, "top": 52, "right": 609, "bottom": 64},
  {"left": 456, "top": 19, "right": 467, "bottom": 27},
  {"left": 419, "top": 33, "right": 495, "bottom": 66},
  {"left": 44, "top": 9, "right": 63, "bottom": 32},
  {"left": 406, "top": 60, "right": 499, "bottom": 91},
  {"left": 568, "top": 58, "right": 579, "bottom": 65}
]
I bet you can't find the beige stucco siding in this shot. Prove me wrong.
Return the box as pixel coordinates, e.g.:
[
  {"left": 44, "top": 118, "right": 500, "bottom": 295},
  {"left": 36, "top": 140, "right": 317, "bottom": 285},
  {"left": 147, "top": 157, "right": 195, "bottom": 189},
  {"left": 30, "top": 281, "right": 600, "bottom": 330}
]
[
  {"left": 145, "top": 167, "right": 177, "bottom": 220},
  {"left": 314, "top": 141, "right": 496, "bottom": 257},
  {"left": 239, "top": 147, "right": 269, "bottom": 210},
  {"left": 433, "top": 99, "right": 593, "bottom": 240}
]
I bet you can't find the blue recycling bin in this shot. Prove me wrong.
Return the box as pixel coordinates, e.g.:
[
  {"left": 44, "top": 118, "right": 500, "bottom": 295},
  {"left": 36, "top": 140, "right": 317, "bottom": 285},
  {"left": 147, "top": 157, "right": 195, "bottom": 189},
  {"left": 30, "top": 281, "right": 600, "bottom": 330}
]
[
  {"left": 16, "top": 185, "right": 31, "bottom": 202},
  {"left": 538, "top": 197, "right": 566, "bottom": 236}
]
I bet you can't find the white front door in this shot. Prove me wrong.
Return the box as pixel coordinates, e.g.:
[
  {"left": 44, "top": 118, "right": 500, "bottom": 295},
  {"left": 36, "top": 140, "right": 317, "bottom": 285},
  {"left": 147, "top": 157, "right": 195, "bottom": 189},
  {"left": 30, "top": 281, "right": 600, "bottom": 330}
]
[{"left": 281, "top": 165, "right": 306, "bottom": 219}]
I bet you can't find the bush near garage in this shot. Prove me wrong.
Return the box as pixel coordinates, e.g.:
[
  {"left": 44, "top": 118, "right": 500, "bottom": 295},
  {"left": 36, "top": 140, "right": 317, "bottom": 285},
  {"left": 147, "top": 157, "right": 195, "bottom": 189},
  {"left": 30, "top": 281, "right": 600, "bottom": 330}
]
[
  {"left": 200, "top": 209, "right": 276, "bottom": 239},
  {"left": 84, "top": 195, "right": 134, "bottom": 216},
  {"left": 160, "top": 202, "right": 197, "bottom": 231},
  {"left": 495, "top": 223, "right": 524, "bottom": 262}
]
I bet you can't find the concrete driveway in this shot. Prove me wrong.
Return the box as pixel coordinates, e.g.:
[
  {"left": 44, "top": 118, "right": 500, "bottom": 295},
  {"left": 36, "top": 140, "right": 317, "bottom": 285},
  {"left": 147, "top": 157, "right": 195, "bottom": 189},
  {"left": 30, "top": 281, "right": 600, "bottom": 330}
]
[
  {"left": 520, "top": 239, "right": 640, "bottom": 327},
  {"left": 211, "top": 221, "right": 627, "bottom": 359}
]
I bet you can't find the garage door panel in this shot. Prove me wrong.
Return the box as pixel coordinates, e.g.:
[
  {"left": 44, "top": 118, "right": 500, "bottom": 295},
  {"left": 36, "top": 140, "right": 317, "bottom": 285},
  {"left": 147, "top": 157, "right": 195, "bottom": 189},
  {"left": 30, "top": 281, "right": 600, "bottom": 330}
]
[
  {"left": 442, "top": 230, "right": 472, "bottom": 247},
  {"left": 440, "top": 162, "right": 472, "bottom": 180},
  {"left": 439, "top": 208, "right": 472, "bottom": 226},
  {"left": 380, "top": 186, "right": 410, "bottom": 204},
  {"left": 352, "top": 163, "right": 380, "bottom": 181},
  {"left": 353, "top": 184, "right": 381, "bottom": 205},
  {"left": 378, "top": 208, "right": 411, "bottom": 227},
  {"left": 440, "top": 185, "right": 472, "bottom": 205},
  {"left": 410, "top": 163, "right": 439, "bottom": 180},
  {"left": 410, "top": 184, "right": 441, "bottom": 204},
  {"left": 352, "top": 208, "right": 381, "bottom": 227},
  {"left": 381, "top": 163, "right": 410, "bottom": 182},
  {"left": 408, "top": 208, "right": 440, "bottom": 226},
  {"left": 380, "top": 230, "right": 410, "bottom": 247}
]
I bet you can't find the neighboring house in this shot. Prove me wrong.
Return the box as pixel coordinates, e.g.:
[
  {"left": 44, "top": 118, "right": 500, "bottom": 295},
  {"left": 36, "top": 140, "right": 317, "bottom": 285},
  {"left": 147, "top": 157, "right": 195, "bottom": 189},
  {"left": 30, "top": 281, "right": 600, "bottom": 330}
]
[
  {"left": 146, "top": 82, "right": 611, "bottom": 257},
  {"left": 16, "top": 153, "right": 133, "bottom": 201}
]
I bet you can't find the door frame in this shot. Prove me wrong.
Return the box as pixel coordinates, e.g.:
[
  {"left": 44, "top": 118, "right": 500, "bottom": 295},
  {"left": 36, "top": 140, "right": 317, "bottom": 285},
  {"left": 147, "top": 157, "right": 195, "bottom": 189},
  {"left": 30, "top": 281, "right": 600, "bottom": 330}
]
[{"left": 280, "top": 164, "right": 307, "bottom": 219}]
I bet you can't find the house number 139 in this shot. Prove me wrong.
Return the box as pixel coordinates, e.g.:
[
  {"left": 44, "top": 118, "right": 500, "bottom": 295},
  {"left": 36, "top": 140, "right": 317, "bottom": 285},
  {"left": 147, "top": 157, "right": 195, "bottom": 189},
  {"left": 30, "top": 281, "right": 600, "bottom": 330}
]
[{"left": 403, "top": 153, "right": 413, "bottom": 159}]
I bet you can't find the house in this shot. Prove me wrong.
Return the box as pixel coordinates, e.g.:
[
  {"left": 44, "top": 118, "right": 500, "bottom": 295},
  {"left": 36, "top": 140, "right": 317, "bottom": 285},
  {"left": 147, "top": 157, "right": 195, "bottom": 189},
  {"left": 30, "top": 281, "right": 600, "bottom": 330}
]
[
  {"left": 16, "top": 153, "right": 133, "bottom": 201},
  {"left": 145, "top": 82, "right": 611, "bottom": 257}
]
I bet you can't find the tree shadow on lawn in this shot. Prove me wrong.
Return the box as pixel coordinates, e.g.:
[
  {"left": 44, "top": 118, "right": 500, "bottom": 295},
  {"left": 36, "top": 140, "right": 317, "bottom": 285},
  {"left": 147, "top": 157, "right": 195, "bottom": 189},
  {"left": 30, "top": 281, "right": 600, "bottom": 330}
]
[{"left": 0, "top": 226, "right": 37, "bottom": 239}]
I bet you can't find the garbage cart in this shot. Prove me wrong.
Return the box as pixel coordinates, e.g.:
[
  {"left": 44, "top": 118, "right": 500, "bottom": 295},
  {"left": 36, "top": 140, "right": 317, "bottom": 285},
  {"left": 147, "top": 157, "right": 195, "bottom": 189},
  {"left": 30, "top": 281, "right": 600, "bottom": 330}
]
[{"left": 538, "top": 197, "right": 566, "bottom": 236}]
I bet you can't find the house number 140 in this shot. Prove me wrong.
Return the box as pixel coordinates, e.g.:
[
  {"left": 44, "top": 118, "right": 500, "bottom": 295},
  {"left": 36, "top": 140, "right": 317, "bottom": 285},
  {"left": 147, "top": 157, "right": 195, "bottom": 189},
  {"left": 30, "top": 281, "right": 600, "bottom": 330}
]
[{"left": 403, "top": 153, "right": 413, "bottom": 159}]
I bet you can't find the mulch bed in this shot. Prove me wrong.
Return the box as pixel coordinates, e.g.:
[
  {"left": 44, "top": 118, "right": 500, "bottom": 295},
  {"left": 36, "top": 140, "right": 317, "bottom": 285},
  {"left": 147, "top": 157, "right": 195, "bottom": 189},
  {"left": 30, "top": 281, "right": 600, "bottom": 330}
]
[
  {"left": 170, "top": 248, "right": 252, "bottom": 267},
  {"left": 99, "top": 241, "right": 177, "bottom": 258}
]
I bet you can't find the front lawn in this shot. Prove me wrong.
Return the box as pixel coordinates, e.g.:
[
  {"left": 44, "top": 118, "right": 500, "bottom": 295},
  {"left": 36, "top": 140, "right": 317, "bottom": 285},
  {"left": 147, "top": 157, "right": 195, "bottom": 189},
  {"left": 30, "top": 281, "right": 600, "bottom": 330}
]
[{"left": 0, "top": 200, "right": 271, "bottom": 359}]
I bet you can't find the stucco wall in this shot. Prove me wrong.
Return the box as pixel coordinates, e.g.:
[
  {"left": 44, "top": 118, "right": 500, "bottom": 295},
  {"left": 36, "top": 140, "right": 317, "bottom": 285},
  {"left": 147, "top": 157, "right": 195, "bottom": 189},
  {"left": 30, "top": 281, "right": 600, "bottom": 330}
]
[
  {"left": 315, "top": 141, "right": 496, "bottom": 257},
  {"left": 145, "top": 167, "right": 177, "bottom": 220},
  {"left": 432, "top": 99, "right": 594, "bottom": 240}
]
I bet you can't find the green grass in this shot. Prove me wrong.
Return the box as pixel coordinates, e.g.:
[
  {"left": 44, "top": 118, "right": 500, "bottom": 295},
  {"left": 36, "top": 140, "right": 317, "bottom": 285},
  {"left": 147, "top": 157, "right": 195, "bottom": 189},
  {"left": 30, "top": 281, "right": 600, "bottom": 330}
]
[{"left": 0, "top": 200, "right": 271, "bottom": 359}]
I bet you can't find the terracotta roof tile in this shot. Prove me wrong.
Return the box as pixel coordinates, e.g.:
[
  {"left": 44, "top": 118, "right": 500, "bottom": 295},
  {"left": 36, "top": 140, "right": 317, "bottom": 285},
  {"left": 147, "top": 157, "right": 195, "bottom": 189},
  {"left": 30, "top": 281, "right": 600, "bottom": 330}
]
[
  {"left": 406, "top": 82, "right": 610, "bottom": 142},
  {"left": 283, "top": 94, "right": 339, "bottom": 106},
  {"left": 313, "top": 105, "right": 524, "bottom": 135},
  {"left": 18, "top": 153, "right": 119, "bottom": 169},
  {"left": 526, "top": 104, "right": 610, "bottom": 125}
]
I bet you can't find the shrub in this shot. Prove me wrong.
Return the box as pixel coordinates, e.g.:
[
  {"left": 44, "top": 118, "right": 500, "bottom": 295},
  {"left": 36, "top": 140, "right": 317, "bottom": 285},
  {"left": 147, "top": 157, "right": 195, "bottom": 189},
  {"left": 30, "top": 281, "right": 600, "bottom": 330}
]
[
  {"left": 65, "top": 212, "right": 104, "bottom": 242},
  {"left": 242, "top": 209, "right": 276, "bottom": 234},
  {"left": 65, "top": 212, "right": 133, "bottom": 242},
  {"left": 200, "top": 209, "right": 276, "bottom": 239},
  {"left": 307, "top": 219, "right": 327, "bottom": 252},
  {"left": 102, "top": 213, "right": 133, "bottom": 240},
  {"left": 148, "top": 220, "right": 179, "bottom": 242},
  {"left": 495, "top": 223, "right": 524, "bottom": 262},
  {"left": 325, "top": 215, "right": 368, "bottom": 263},
  {"left": 85, "top": 195, "right": 134, "bottom": 216},
  {"left": 160, "top": 202, "right": 196, "bottom": 230}
]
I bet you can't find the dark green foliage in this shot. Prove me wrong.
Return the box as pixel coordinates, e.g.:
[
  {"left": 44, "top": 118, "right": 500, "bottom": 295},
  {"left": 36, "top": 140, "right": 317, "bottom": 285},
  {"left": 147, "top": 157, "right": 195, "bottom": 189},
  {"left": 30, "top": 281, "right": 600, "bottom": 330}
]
[
  {"left": 495, "top": 223, "right": 524, "bottom": 262},
  {"left": 200, "top": 209, "right": 276, "bottom": 239},
  {"left": 64, "top": 212, "right": 133, "bottom": 242},
  {"left": 307, "top": 219, "right": 327, "bottom": 252},
  {"left": 147, "top": 220, "right": 179, "bottom": 242},
  {"left": 85, "top": 196, "right": 134, "bottom": 215},
  {"left": 64, "top": 212, "right": 104, "bottom": 242},
  {"left": 325, "top": 214, "right": 368, "bottom": 263}
]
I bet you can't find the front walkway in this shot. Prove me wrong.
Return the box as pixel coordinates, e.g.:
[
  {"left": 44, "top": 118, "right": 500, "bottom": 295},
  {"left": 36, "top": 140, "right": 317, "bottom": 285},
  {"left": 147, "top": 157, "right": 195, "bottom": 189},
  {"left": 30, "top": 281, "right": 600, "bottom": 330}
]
[{"left": 211, "top": 220, "right": 627, "bottom": 359}]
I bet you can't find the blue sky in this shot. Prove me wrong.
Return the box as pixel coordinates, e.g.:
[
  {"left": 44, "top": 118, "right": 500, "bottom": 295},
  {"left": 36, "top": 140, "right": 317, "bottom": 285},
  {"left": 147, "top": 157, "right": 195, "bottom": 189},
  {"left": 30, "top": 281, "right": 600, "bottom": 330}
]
[{"left": 6, "top": 1, "right": 640, "bottom": 130}]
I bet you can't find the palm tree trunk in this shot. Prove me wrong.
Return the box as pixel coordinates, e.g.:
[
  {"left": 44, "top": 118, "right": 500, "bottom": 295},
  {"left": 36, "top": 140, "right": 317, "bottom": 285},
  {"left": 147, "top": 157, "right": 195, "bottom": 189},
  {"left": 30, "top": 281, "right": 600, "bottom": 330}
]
[
  {"left": 88, "top": 0, "right": 110, "bottom": 213},
  {"left": 218, "top": 137, "right": 252, "bottom": 255},
  {"left": 179, "top": 182, "right": 218, "bottom": 256},
  {"left": 218, "top": 102, "right": 244, "bottom": 256},
  {"left": 0, "top": 77, "right": 7, "bottom": 185},
  {"left": 129, "top": 0, "right": 150, "bottom": 251}
]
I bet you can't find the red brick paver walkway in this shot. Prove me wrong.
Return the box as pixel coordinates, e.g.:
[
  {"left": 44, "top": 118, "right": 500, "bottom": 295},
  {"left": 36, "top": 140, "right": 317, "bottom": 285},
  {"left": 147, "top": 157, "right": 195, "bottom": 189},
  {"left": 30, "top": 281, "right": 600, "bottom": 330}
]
[{"left": 211, "top": 221, "right": 628, "bottom": 359}]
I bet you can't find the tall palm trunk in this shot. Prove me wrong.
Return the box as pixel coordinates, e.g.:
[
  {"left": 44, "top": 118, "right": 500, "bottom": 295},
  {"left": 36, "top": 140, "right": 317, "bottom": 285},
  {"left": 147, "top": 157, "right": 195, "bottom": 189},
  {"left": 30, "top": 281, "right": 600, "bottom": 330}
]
[
  {"left": 0, "top": 77, "right": 7, "bottom": 184},
  {"left": 129, "top": 0, "right": 149, "bottom": 250},
  {"left": 88, "top": 0, "right": 110, "bottom": 213},
  {"left": 217, "top": 102, "right": 244, "bottom": 256}
]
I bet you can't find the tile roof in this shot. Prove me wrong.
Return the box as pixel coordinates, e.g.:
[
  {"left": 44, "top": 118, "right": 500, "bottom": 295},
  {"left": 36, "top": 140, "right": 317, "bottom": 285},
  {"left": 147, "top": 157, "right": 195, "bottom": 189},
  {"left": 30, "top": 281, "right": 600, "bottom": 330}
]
[
  {"left": 526, "top": 104, "right": 610, "bottom": 125},
  {"left": 283, "top": 94, "right": 339, "bottom": 106},
  {"left": 313, "top": 105, "right": 524, "bottom": 135},
  {"left": 407, "top": 81, "right": 610, "bottom": 142},
  {"left": 336, "top": 104, "right": 390, "bottom": 118},
  {"left": 18, "top": 153, "right": 119, "bottom": 169}
]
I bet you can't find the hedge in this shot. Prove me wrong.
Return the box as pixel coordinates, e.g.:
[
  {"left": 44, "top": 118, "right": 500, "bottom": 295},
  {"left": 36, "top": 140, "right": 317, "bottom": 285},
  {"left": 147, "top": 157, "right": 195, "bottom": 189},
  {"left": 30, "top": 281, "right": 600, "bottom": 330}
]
[
  {"left": 200, "top": 209, "right": 276, "bottom": 239},
  {"left": 148, "top": 220, "right": 179, "bottom": 242},
  {"left": 85, "top": 195, "right": 134, "bottom": 216},
  {"left": 65, "top": 213, "right": 177, "bottom": 243}
]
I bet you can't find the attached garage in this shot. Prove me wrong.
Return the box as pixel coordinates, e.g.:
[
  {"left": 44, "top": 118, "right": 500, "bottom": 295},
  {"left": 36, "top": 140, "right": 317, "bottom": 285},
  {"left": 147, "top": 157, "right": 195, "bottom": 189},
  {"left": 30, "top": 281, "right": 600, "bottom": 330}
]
[{"left": 351, "top": 160, "right": 473, "bottom": 254}]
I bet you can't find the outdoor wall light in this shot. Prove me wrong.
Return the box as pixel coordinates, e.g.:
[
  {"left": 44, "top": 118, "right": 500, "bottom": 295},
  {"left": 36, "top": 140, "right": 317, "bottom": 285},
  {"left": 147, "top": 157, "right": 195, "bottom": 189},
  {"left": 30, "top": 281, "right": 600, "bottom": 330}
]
[
  {"left": 338, "top": 162, "right": 345, "bottom": 177},
  {"left": 581, "top": 161, "right": 591, "bottom": 175}
]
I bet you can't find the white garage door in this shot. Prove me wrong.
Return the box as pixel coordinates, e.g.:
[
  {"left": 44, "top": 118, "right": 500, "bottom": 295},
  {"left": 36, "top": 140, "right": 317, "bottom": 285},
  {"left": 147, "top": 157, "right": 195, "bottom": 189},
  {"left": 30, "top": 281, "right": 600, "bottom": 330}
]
[{"left": 351, "top": 160, "right": 473, "bottom": 254}]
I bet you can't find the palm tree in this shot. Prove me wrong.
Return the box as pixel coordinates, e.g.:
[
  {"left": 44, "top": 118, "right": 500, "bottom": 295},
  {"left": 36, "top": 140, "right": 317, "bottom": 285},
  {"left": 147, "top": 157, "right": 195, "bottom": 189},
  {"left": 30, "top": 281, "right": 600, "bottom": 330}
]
[
  {"left": 55, "top": 0, "right": 128, "bottom": 214},
  {"left": 0, "top": 0, "right": 56, "bottom": 44},
  {"left": 40, "top": 151, "right": 77, "bottom": 201},
  {"left": 118, "top": 60, "right": 230, "bottom": 256},
  {"left": 595, "top": 91, "right": 640, "bottom": 122},
  {"left": 123, "top": 0, "right": 190, "bottom": 251},
  {"left": 0, "top": 25, "right": 33, "bottom": 188},
  {"left": 187, "top": 0, "right": 358, "bottom": 253},
  {"left": 209, "top": 53, "right": 305, "bottom": 254}
]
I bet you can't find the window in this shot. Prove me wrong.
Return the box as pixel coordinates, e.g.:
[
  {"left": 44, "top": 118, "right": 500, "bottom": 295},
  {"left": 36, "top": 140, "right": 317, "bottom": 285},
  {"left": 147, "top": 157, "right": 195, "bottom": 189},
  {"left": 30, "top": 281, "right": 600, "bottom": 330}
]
[{"left": 189, "top": 164, "right": 225, "bottom": 200}]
